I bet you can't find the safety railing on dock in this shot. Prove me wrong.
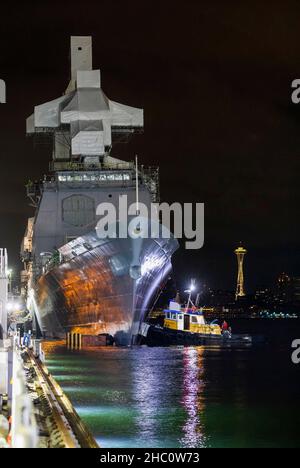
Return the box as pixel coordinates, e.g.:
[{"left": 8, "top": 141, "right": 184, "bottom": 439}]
[{"left": 11, "top": 349, "right": 39, "bottom": 448}]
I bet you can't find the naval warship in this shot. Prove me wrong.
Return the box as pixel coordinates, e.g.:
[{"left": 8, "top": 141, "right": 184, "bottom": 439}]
[{"left": 21, "top": 36, "right": 178, "bottom": 345}]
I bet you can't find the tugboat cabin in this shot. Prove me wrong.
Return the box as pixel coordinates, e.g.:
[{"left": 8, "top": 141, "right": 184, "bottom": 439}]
[{"left": 163, "top": 301, "right": 221, "bottom": 336}]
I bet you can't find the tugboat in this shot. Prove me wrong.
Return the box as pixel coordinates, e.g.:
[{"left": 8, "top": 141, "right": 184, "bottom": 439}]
[{"left": 139, "top": 300, "right": 253, "bottom": 347}]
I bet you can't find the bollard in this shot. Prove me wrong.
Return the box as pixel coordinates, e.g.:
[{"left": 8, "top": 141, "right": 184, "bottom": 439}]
[
  {"left": 32, "top": 339, "right": 42, "bottom": 359},
  {"left": 67, "top": 333, "right": 82, "bottom": 350},
  {"left": 66, "top": 332, "right": 82, "bottom": 350}
]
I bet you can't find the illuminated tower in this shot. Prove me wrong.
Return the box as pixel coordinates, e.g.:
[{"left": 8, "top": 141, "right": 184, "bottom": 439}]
[{"left": 235, "top": 245, "right": 247, "bottom": 300}]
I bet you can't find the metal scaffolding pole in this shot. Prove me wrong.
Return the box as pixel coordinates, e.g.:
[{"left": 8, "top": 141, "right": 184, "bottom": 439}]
[{"left": 0, "top": 248, "right": 8, "bottom": 342}]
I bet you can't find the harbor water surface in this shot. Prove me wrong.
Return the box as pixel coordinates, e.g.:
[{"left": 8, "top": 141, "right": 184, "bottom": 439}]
[{"left": 44, "top": 341, "right": 300, "bottom": 448}]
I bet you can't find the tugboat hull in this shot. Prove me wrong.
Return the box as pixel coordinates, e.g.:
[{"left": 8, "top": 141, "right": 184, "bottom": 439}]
[{"left": 141, "top": 325, "right": 253, "bottom": 347}]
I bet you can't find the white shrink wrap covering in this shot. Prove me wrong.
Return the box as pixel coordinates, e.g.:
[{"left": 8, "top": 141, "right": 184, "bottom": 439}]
[{"left": 26, "top": 36, "right": 144, "bottom": 158}]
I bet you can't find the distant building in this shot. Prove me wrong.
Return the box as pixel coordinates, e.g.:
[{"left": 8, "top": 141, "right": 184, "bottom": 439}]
[
  {"left": 254, "top": 286, "right": 272, "bottom": 305},
  {"left": 274, "top": 273, "right": 291, "bottom": 305},
  {"left": 202, "top": 305, "right": 250, "bottom": 321},
  {"left": 201, "top": 289, "right": 235, "bottom": 307},
  {"left": 272, "top": 273, "right": 300, "bottom": 307},
  {"left": 291, "top": 277, "right": 300, "bottom": 305}
]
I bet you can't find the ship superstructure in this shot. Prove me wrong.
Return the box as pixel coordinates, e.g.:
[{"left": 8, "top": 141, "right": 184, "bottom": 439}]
[{"left": 21, "top": 37, "right": 178, "bottom": 344}]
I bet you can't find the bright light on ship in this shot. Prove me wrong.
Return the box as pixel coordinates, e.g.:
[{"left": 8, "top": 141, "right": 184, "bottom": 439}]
[
  {"left": 6, "top": 301, "right": 21, "bottom": 311},
  {"left": 185, "top": 280, "right": 196, "bottom": 293}
]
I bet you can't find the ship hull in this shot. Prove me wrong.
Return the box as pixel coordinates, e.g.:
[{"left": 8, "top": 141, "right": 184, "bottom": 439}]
[{"left": 29, "top": 229, "right": 178, "bottom": 345}]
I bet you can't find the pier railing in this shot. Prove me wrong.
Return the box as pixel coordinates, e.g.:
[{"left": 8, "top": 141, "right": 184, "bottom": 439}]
[
  {"left": 27, "top": 162, "right": 160, "bottom": 205},
  {"left": 10, "top": 348, "right": 39, "bottom": 448}
]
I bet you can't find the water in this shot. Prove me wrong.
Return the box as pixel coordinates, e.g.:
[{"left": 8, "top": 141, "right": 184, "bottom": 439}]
[{"left": 44, "top": 343, "right": 300, "bottom": 448}]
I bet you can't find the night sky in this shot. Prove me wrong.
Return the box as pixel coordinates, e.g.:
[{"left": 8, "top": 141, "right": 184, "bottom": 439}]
[{"left": 0, "top": 1, "right": 299, "bottom": 292}]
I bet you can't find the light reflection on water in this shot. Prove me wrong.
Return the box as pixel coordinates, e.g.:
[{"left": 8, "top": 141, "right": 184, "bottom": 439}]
[
  {"left": 180, "top": 348, "right": 208, "bottom": 448},
  {"left": 131, "top": 347, "right": 186, "bottom": 447},
  {"left": 44, "top": 344, "right": 300, "bottom": 448}
]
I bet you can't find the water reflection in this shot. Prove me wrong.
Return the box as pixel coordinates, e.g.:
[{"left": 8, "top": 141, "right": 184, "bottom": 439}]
[
  {"left": 131, "top": 348, "right": 182, "bottom": 447},
  {"left": 180, "top": 347, "right": 208, "bottom": 448},
  {"left": 132, "top": 361, "right": 160, "bottom": 444},
  {"left": 130, "top": 347, "right": 209, "bottom": 448},
  {"left": 44, "top": 344, "right": 300, "bottom": 448}
]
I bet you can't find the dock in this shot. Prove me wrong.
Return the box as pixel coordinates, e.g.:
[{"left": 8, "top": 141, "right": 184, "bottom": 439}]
[{"left": 0, "top": 340, "right": 98, "bottom": 448}]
